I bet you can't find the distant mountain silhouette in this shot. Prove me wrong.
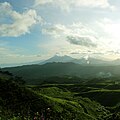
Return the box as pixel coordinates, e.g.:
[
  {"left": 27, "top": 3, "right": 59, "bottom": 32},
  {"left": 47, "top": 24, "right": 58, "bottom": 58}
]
[
  {"left": 40, "top": 55, "right": 75, "bottom": 64},
  {"left": 2, "top": 55, "right": 120, "bottom": 68},
  {"left": 40, "top": 55, "right": 112, "bottom": 66},
  {"left": 71, "top": 57, "right": 108, "bottom": 65}
]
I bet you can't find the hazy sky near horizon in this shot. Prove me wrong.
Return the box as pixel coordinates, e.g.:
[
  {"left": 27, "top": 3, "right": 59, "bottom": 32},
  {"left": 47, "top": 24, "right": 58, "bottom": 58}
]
[{"left": 0, "top": 0, "right": 120, "bottom": 64}]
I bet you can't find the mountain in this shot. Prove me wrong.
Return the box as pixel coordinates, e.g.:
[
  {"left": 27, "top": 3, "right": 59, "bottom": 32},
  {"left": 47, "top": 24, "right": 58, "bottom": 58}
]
[
  {"left": 40, "top": 55, "right": 112, "bottom": 66},
  {"left": 2, "top": 55, "right": 120, "bottom": 68},
  {"left": 3, "top": 62, "right": 120, "bottom": 84},
  {"left": 72, "top": 57, "right": 108, "bottom": 65},
  {"left": 40, "top": 55, "right": 75, "bottom": 64}
]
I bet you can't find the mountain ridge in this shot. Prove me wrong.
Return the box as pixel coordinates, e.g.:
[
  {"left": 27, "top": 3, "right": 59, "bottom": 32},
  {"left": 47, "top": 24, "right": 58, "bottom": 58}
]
[
  {"left": 1, "top": 55, "right": 120, "bottom": 68},
  {"left": 3, "top": 62, "right": 120, "bottom": 84},
  {"left": 40, "top": 55, "right": 120, "bottom": 66}
]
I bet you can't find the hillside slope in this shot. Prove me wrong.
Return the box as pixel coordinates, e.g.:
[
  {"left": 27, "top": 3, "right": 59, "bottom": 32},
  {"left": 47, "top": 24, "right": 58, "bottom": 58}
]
[
  {"left": 0, "top": 71, "right": 111, "bottom": 120},
  {"left": 3, "top": 62, "right": 120, "bottom": 84}
]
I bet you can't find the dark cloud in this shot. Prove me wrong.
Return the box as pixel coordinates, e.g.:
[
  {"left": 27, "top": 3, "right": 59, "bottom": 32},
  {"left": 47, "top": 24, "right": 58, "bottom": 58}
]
[
  {"left": 67, "top": 36, "right": 97, "bottom": 47},
  {"left": 106, "top": 50, "right": 120, "bottom": 55},
  {"left": 70, "top": 52, "right": 80, "bottom": 54}
]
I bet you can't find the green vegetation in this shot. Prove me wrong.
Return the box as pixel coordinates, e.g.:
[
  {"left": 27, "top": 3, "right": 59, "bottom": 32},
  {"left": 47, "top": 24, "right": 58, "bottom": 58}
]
[
  {"left": 0, "top": 69, "right": 120, "bottom": 120},
  {"left": 3, "top": 62, "right": 120, "bottom": 84}
]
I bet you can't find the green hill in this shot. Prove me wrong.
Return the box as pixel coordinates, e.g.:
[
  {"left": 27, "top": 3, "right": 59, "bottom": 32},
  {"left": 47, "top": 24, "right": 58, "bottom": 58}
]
[
  {"left": 0, "top": 71, "right": 113, "bottom": 120},
  {"left": 3, "top": 62, "right": 120, "bottom": 84},
  {"left": 76, "top": 89, "right": 120, "bottom": 107}
]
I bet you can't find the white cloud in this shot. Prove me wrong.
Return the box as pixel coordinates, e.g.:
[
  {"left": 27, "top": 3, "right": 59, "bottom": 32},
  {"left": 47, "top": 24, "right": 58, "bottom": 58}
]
[
  {"left": 41, "top": 19, "right": 120, "bottom": 60},
  {"left": 35, "top": 0, "right": 115, "bottom": 11},
  {"left": 96, "top": 18, "right": 120, "bottom": 51},
  {"left": 42, "top": 23, "right": 97, "bottom": 37},
  {"left": 42, "top": 23, "right": 98, "bottom": 48},
  {"left": 67, "top": 35, "right": 97, "bottom": 47},
  {"left": 97, "top": 18, "right": 120, "bottom": 39},
  {"left": 0, "top": 47, "right": 43, "bottom": 65},
  {"left": 0, "top": 2, "right": 42, "bottom": 37},
  {"left": 42, "top": 24, "right": 71, "bottom": 38},
  {"left": 35, "top": 0, "right": 53, "bottom": 5}
]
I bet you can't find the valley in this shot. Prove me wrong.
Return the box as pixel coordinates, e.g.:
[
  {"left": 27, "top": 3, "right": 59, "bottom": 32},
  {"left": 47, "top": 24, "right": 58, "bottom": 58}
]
[{"left": 0, "top": 68, "right": 120, "bottom": 120}]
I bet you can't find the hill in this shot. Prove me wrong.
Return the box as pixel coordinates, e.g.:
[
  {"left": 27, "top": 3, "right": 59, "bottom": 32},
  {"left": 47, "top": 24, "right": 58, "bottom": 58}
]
[
  {"left": 0, "top": 70, "right": 113, "bottom": 120},
  {"left": 3, "top": 62, "right": 120, "bottom": 84}
]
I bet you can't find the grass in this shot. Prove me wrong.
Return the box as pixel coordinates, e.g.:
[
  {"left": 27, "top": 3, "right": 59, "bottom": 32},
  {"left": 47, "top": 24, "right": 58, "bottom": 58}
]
[
  {"left": 1, "top": 70, "right": 120, "bottom": 119},
  {"left": 76, "top": 89, "right": 120, "bottom": 106}
]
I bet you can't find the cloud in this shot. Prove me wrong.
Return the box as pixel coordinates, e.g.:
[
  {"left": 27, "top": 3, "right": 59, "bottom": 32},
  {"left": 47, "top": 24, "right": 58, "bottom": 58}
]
[
  {"left": 42, "top": 19, "right": 120, "bottom": 58},
  {"left": 97, "top": 18, "right": 120, "bottom": 39},
  {"left": 67, "top": 35, "right": 97, "bottom": 47},
  {"left": 35, "top": 0, "right": 115, "bottom": 11},
  {"left": 0, "top": 47, "right": 43, "bottom": 65},
  {"left": 42, "top": 23, "right": 98, "bottom": 48},
  {"left": 42, "top": 23, "right": 97, "bottom": 37},
  {"left": 95, "top": 18, "right": 120, "bottom": 52},
  {"left": 0, "top": 2, "right": 42, "bottom": 37},
  {"left": 70, "top": 52, "right": 80, "bottom": 55},
  {"left": 42, "top": 24, "right": 70, "bottom": 38},
  {"left": 106, "top": 50, "right": 120, "bottom": 55}
]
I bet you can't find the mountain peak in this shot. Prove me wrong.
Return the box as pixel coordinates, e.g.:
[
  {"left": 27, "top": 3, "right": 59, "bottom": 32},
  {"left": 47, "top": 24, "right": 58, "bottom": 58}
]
[
  {"left": 53, "top": 54, "right": 71, "bottom": 58},
  {"left": 40, "top": 55, "right": 75, "bottom": 65}
]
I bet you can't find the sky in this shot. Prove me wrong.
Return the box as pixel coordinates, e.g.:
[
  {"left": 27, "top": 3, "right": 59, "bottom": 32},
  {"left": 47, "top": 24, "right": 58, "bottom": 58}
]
[{"left": 0, "top": 0, "right": 120, "bottom": 65}]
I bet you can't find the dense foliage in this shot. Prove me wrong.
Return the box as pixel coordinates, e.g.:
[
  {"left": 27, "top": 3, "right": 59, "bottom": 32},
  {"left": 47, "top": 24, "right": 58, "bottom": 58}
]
[
  {"left": 0, "top": 70, "right": 120, "bottom": 120},
  {"left": 3, "top": 62, "right": 120, "bottom": 84}
]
